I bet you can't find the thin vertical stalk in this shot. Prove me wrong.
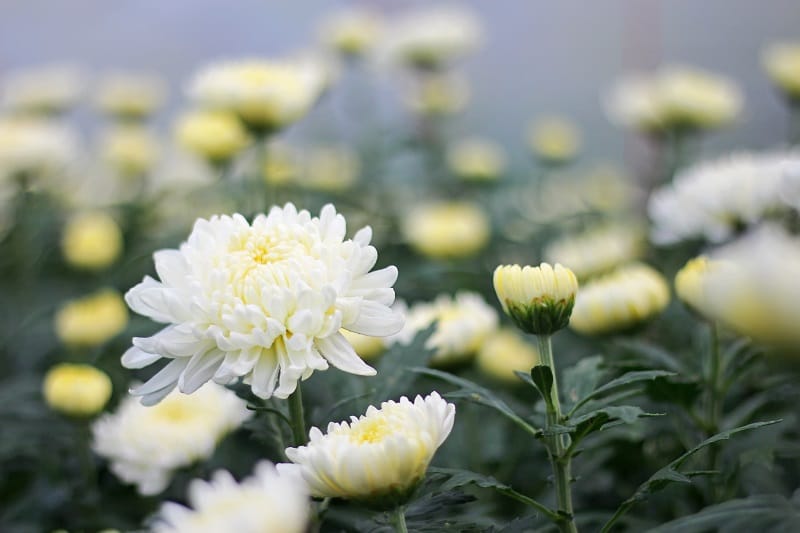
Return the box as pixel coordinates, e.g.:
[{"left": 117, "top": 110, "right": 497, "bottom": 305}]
[
  {"left": 288, "top": 385, "right": 307, "bottom": 447},
  {"left": 391, "top": 506, "right": 408, "bottom": 533},
  {"left": 536, "top": 335, "right": 578, "bottom": 533}
]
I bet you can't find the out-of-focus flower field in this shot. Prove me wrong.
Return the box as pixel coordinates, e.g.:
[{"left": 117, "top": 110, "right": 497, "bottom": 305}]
[{"left": 2, "top": 2, "right": 800, "bottom": 532}]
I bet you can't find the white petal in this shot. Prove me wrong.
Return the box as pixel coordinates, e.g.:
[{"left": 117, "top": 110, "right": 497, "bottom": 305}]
[
  {"left": 347, "top": 300, "right": 405, "bottom": 336},
  {"left": 316, "top": 332, "right": 376, "bottom": 376}
]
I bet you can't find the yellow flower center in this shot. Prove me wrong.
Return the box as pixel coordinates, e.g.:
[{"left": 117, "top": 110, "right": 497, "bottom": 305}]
[{"left": 350, "top": 416, "right": 391, "bottom": 444}]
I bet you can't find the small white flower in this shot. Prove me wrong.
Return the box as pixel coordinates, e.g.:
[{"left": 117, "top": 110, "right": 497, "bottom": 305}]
[
  {"left": 154, "top": 461, "right": 309, "bottom": 533},
  {"left": 91, "top": 384, "right": 251, "bottom": 495},
  {"left": 0, "top": 117, "right": 77, "bottom": 181},
  {"left": 123, "top": 203, "right": 403, "bottom": 404},
  {"left": 2, "top": 64, "right": 84, "bottom": 114},
  {"left": 401, "top": 292, "right": 498, "bottom": 365},
  {"left": 544, "top": 224, "right": 645, "bottom": 280},
  {"left": 279, "top": 392, "right": 455, "bottom": 507},
  {"left": 648, "top": 151, "right": 800, "bottom": 245}
]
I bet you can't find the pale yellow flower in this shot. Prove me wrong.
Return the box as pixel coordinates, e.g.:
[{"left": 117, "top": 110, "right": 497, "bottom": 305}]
[
  {"left": 279, "top": 392, "right": 455, "bottom": 508},
  {"left": 43, "top": 363, "right": 112, "bottom": 417},
  {"left": 62, "top": 211, "right": 123, "bottom": 270},
  {"left": 570, "top": 264, "right": 669, "bottom": 336},
  {"left": 319, "top": 8, "right": 382, "bottom": 57},
  {"left": 95, "top": 72, "right": 167, "bottom": 121},
  {"left": 528, "top": 117, "right": 581, "bottom": 164},
  {"left": 763, "top": 43, "right": 800, "bottom": 101},
  {"left": 101, "top": 126, "right": 159, "bottom": 176},
  {"left": 544, "top": 224, "right": 644, "bottom": 280},
  {"left": 55, "top": 289, "right": 129, "bottom": 347},
  {"left": 262, "top": 141, "right": 300, "bottom": 186},
  {"left": 175, "top": 110, "right": 250, "bottom": 164},
  {"left": 2, "top": 64, "right": 84, "bottom": 115},
  {"left": 0, "top": 117, "right": 77, "bottom": 180},
  {"left": 476, "top": 329, "right": 540, "bottom": 383},
  {"left": 493, "top": 263, "right": 578, "bottom": 336},
  {"left": 447, "top": 137, "right": 506, "bottom": 181},
  {"left": 403, "top": 201, "right": 490, "bottom": 259},
  {"left": 300, "top": 144, "right": 360, "bottom": 192},
  {"left": 188, "top": 59, "right": 325, "bottom": 133},
  {"left": 406, "top": 72, "right": 469, "bottom": 117}
]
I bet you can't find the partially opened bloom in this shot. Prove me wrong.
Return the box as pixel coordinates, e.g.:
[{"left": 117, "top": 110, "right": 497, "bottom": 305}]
[
  {"left": 544, "top": 224, "right": 644, "bottom": 280},
  {"left": 383, "top": 6, "right": 482, "bottom": 71},
  {"left": 101, "top": 125, "right": 160, "bottom": 177},
  {"left": 92, "top": 383, "right": 251, "bottom": 495},
  {"left": 95, "top": 72, "right": 167, "bottom": 121},
  {"left": 2, "top": 64, "right": 84, "bottom": 116},
  {"left": 154, "top": 461, "right": 309, "bottom": 533},
  {"left": 762, "top": 42, "right": 800, "bottom": 102},
  {"left": 527, "top": 117, "right": 581, "bottom": 164},
  {"left": 174, "top": 110, "right": 250, "bottom": 165},
  {"left": 403, "top": 201, "right": 490, "bottom": 259},
  {"left": 62, "top": 211, "right": 123, "bottom": 270},
  {"left": 279, "top": 392, "right": 454, "bottom": 508},
  {"left": 55, "top": 289, "right": 129, "bottom": 347},
  {"left": 188, "top": 59, "right": 325, "bottom": 134},
  {"left": 123, "top": 203, "right": 403, "bottom": 405},
  {"left": 447, "top": 137, "right": 506, "bottom": 182},
  {"left": 570, "top": 264, "right": 669, "bottom": 336},
  {"left": 476, "top": 329, "right": 539, "bottom": 384},
  {"left": 674, "top": 256, "right": 734, "bottom": 320},
  {"left": 402, "top": 292, "right": 498, "bottom": 366},
  {"left": 0, "top": 117, "right": 77, "bottom": 181},
  {"left": 493, "top": 263, "right": 578, "bottom": 336},
  {"left": 319, "top": 8, "right": 383, "bottom": 58},
  {"left": 43, "top": 363, "right": 112, "bottom": 417}
]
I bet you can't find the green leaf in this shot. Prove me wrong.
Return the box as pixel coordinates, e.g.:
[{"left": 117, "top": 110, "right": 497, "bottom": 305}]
[
  {"left": 612, "top": 339, "right": 686, "bottom": 373},
  {"left": 427, "top": 467, "right": 560, "bottom": 522},
  {"left": 600, "top": 419, "right": 783, "bottom": 532},
  {"left": 411, "top": 367, "right": 539, "bottom": 438},
  {"left": 372, "top": 325, "right": 435, "bottom": 404},
  {"left": 566, "top": 406, "right": 661, "bottom": 449},
  {"left": 647, "top": 494, "right": 800, "bottom": 533},
  {"left": 562, "top": 355, "right": 604, "bottom": 408},
  {"left": 569, "top": 370, "right": 675, "bottom": 416},
  {"left": 529, "top": 365, "right": 555, "bottom": 408}
]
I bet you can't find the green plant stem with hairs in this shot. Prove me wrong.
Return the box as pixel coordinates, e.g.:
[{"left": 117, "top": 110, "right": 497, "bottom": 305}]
[{"left": 537, "top": 334, "right": 578, "bottom": 533}]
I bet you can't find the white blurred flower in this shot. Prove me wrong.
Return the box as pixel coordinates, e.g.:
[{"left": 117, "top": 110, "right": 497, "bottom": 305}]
[
  {"left": 92, "top": 384, "right": 251, "bottom": 495},
  {"left": 100, "top": 125, "right": 160, "bottom": 177},
  {"left": 382, "top": 5, "right": 482, "bottom": 70},
  {"left": 123, "top": 203, "right": 403, "bottom": 405},
  {"left": 95, "top": 71, "right": 167, "bottom": 120},
  {"left": 0, "top": 117, "right": 77, "bottom": 181},
  {"left": 544, "top": 224, "right": 645, "bottom": 280},
  {"left": 648, "top": 151, "right": 800, "bottom": 245},
  {"left": 605, "top": 65, "right": 742, "bottom": 133},
  {"left": 401, "top": 292, "right": 498, "bottom": 366},
  {"left": 403, "top": 201, "right": 490, "bottom": 259},
  {"left": 188, "top": 58, "right": 326, "bottom": 133},
  {"left": 762, "top": 42, "right": 800, "bottom": 101},
  {"left": 319, "top": 7, "right": 383, "bottom": 58},
  {"left": 154, "top": 461, "right": 309, "bottom": 533},
  {"left": 570, "top": 263, "right": 670, "bottom": 336},
  {"left": 2, "top": 64, "right": 84, "bottom": 115},
  {"left": 299, "top": 143, "right": 360, "bottom": 192},
  {"left": 405, "top": 71, "right": 470, "bottom": 117},
  {"left": 279, "top": 392, "right": 455, "bottom": 507},
  {"left": 447, "top": 137, "right": 506, "bottom": 181}
]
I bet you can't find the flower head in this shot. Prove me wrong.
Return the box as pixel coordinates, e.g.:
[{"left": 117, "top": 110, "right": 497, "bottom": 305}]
[
  {"left": 402, "top": 292, "right": 498, "bottom": 366},
  {"left": 403, "top": 201, "right": 490, "bottom": 259},
  {"left": 92, "top": 383, "right": 251, "bottom": 495},
  {"left": 2, "top": 64, "right": 84, "bottom": 116},
  {"left": 527, "top": 117, "right": 581, "bottom": 164},
  {"left": 319, "top": 8, "right": 382, "bottom": 58},
  {"left": 101, "top": 125, "right": 160, "bottom": 177},
  {"left": 279, "top": 392, "right": 454, "bottom": 508},
  {"left": 493, "top": 263, "right": 578, "bottom": 336},
  {"left": 174, "top": 110, "right": 250, "bottom": 165},
  {"left": 95, "top": 72, "right": 167, "bottom": 121},
  {"left": 447, "top": 137, "right": 506, "bottom": 182},
  {"left": 188, "top": 59, "right": 325, "bottom": 134},
  {"left": 43, "top": 363, "right": 112, "bottom": 417},
  {"left": 299, "top": 143, "right": 360, "bottom": 192},
  {"left": 570, "top": 264, "right": 669, "bottom": 336},
  {"left": 154, "top": 461, "right": 309, "bottom": 533},
  {"left": 340, "top": 329, "right": 386, "bottom": 361},
  {"left": 544, "top": 224, "right": 644, "bottom": 280},
  {"left": 62, "top": 211, "right": 123, "bottom": 270},
  {"left": 55, "top": 289, "right": 129, "bottom": 347},
  {"left": 476, "top": 329, "right": 539, "bottom": 384},
  {"left": 674, "top": 256, "right": 732, "bottom": 320},
  {"left": 405, "top": 72, "right": 470, "bottom": 117},
  {"left": 0, "top": 117, "right": 77, "bottom": 181},
  {"left": 123, "top": 203, "right": 402, "bottom": 405},
  {"left": 762, "top": 42, "right": 800, "bottom": 102}
]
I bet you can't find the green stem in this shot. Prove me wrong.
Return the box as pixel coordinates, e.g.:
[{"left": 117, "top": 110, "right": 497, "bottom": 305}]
[
  {"left": 706, "top": 322, "right": 723, "bottom": 500},
  {"left": 536, "top": 335, "right": 578, "bottom": 533},
  {"left": 391, "top": 506, "right": 408, "bottom": 533},
  {"left": 288, "top": 385, "right": 307, "bottom": 447}
]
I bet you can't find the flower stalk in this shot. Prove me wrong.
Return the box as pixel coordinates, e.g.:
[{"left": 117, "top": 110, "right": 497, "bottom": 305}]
[
  {"left": 288, "top": 385, "right": 308, "bottom": 447},
  {"left": 391, "top": 506, "right": 408, "bottom": 533},
  {"left": 537, "top": 334, "right": 578, "bottom": 533}
]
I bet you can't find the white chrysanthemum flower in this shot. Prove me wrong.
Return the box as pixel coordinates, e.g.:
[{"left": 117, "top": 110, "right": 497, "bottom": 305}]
[
  {"left": 318, "top": 7, "right": 383, "bottom": 57},
  {"left": 95, "top": 71, "right": 167, "bottom": 121},
  {"left": 123, "top": 203, "right": 403, "bottom": 405},
  {"left": 762, "top": 42, "right": 800, "bottom": 101},
  {"left": 605, "top": 65, "right": 742, "bottom": 133},
  {"left": 92, "top": 383, "right": 251, "bottom": 495},
  {"left": 570, "top": 263, "right": 670, "bottom": 336},
  {"left": 0, "top": 117, "right": 77, "bottom": 181},
  {"left": 188, "top": 58, "right": 325, "bottom": 132},
  {"left": 401, "top": 292, "right": 498, "bottom": 366},
  {"left": 447, "top": 137, "right": 506, "bottom": 182},
  {"left": 2, "top": 64, "right": 84, "bottom": 115},
  {"left": 402, "top": 201, "right": 490, "bottom": 260},
  {"left": 279, "top": 392, "right": 455, "bottom": 507},
  {"left": 154, "top": 461, "right": 309, "bottom": 533},
  {"left": 544, "top": 224, "right": 645, "bottom": 280},
  {"left": 382, "top": 5, "right": 482, "bottom": 70},
  {"left": 648, "top": 151, "right": 800, "bottom": 245}
]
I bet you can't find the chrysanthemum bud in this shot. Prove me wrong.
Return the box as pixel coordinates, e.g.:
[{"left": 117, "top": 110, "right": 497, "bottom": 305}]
[
  {"left": 493, "top": 263, "right": 578, "bottom": 336},
  {"left": 43, "top": 363, "right": 112, "bottom": 417}
]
